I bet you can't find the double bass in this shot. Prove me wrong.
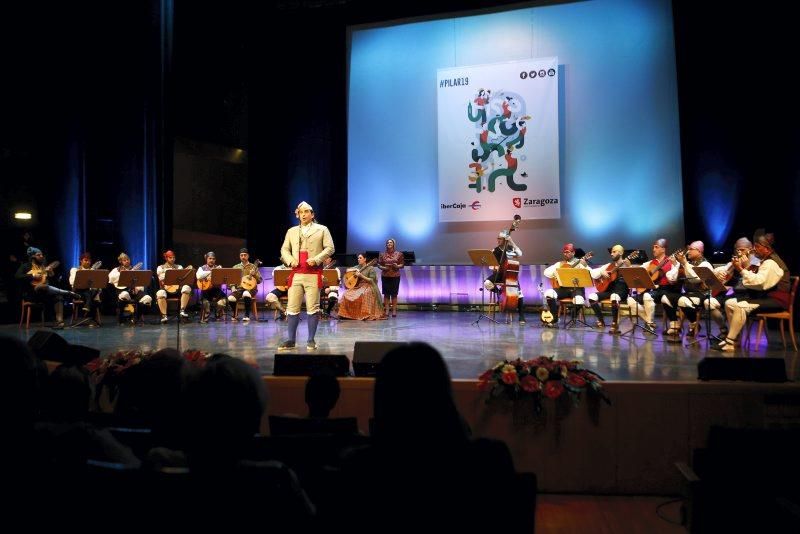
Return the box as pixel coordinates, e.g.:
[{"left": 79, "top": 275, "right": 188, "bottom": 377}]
[{"left": 498, "top": 215, "right": 522, "bottom": 313}]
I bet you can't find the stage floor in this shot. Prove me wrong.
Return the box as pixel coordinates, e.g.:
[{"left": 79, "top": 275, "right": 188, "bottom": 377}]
[{"left": 3, "top": 311, "right": 797, "bottom": 381}]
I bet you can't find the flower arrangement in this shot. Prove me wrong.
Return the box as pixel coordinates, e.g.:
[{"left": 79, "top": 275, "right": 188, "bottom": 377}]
[
  {"left": 478, "top": 356, "right": 610, "bottom": 416},
  {"left": 85, "top": 349, "right": 211, "bottom": 404}
]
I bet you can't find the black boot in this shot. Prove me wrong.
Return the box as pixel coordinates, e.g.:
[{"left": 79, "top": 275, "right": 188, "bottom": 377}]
[{"left": 590, "top": 302, "right": 605, "bottom": 327}]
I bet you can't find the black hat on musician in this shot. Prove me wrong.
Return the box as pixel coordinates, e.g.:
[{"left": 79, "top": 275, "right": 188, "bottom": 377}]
[
  {"left": 204, "top": 251, "right": 216, "bottom": 259},
  {"left": 239, "top": 248, "right": 248, "bottom": 254}
]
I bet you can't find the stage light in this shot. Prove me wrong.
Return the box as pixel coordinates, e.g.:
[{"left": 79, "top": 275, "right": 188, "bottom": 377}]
[{"left": 14, "top": 212, "right": 32, "bottom": 220}]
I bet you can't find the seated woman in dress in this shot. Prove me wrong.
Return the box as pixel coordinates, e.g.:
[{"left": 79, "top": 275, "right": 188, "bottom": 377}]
[{"left": 338, "top": 253, "right": 386, "bottom": 320}]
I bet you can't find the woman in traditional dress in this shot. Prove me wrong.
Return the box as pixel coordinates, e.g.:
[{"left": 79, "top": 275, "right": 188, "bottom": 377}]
[{"left": 338, "top": 253, "right": 386, "bottom": 320}]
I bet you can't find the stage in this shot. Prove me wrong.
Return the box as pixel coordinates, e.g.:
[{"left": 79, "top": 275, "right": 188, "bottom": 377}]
[{"left": 4, "top": 309, "right": 798, "bottom": 381}]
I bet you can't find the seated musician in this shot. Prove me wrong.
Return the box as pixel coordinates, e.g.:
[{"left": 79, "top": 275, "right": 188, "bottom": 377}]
[
  {"left": 266, "top": 264, "right": 290, "bottom": 321},
  {"left": 196, "top": 251, "right": 231, "bottom": 324},
  {"left": 627, "top": 238, "right": 679, "bottom": 334},
  {"left": 321, "top": 256, "right": 341, "bottom": 319},
  {"left": 675, "top": 241, "right": 714, "bottom": 339},
  {"left": 542, "top": 243, "right": 590, "bottom": 328},
  {"left": 338, "top": 253, "right": 386, "bottom": 320},
  {"left": 15, "top": 246, "right": 79, "bottom": 329},
  {"left": 708, "top": 237, "right": 758, "bottom": 337},
  {"left": 587, "top": 245, "right": 631, "bottom": 334},
  {"left": 230, "top": 248, "right": 262, "bottom": 322},
  {"left": 108, "top": 253, "right": 152, "bottom": 325},
  {"left": 483, "top": 230, "right": 526, "bottom": 324},
  {"left": 155, "top": 250, "right": 192, "bottom": 324},
  {"left": 69, "top": 251, "right": 102, "bottom": 324},
  {"left": 713, "top": 231, "right": 791, "bottom": 352}
]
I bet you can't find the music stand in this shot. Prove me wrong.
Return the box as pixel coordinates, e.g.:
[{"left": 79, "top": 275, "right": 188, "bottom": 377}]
[
  {"left": 555, "top": 267, "right": 594, "bottom": 329},
  {"left": 117, "top": 270, "right": 153, "bottom": 325},
  {"left": 685, "top": 266, "right": 726, "bottom": 347},
  {"left": 163, "top": 268, "right": 196, "bottom": 293},
  {"left": 322, "top": 269, "right": 340, "bottom": 287},
  {"left": 273, "top": 269, "right": 290, "bottom": 288},
  {"left": 70, "top": 269, "right": 109, "bottom": 328},
  {"left": 468, "top": 249, "right": 501, "bottom": 325},
  {"left": 211, "top": 268, "right": 242, "bottom": 319},
  {"left": 618, "top": 267, "right": 657, "bottom": 338},
  {"left": 163, "top": 268, "right": 196, "bottom": 351}
]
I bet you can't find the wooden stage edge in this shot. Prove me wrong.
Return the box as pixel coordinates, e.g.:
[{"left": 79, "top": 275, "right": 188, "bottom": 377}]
[{"left": 265, "top": 376, "right": 800, "bottom": 494}]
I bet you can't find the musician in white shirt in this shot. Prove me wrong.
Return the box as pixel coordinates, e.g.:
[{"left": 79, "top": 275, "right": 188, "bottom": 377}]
[
  {"left": 155, "top": 250, "right": 192, "bottom": 323},
  {"left": 69, "top": 251, "right": 102, "bottom": 323},
  {"left": 108, "top": 253, "right": 152, "bottom": 324},
  {"left": 196, "top": 251, "right": 233, "bottom": 323}
]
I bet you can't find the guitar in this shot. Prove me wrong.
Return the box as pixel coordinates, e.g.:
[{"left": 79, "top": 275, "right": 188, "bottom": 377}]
[
  {"left": 239, "top": 260, "right": 263, "bottom": 291},
  {"left": 164, "top": 265, "right": 193, "bottom": 293},
  {"left": 28, "top": 261, "right": 61, "bottom": 288},
  {"left": 549, "top": 251, "right": 593, "bottom": 289},
  {"left": 634, "top": 247, "right": 686, "bottom": 293},
  {"left": 537, "top": 282, "right": 555, "bottom": 324},
  {"left": 197, "top": 265, "right": 219, "bottom": 291},
  {"left": 344, "top": 258, "right": 377, "bottom": 289},
  {"left": 593, "top": 250, "right": 640, "bottom": 293}
]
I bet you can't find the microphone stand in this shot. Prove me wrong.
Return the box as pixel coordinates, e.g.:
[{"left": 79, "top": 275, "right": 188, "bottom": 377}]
[{"left": 174, "top": 268, "right": 193, "bottom": 353}]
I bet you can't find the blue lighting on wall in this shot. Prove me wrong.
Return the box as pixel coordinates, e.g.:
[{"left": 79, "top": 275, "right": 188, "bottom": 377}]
[
  {"left": 698, "top": 169, "right": 738, "bottom": 249},
  {"left": 347, "top": 0, "right": 683, "bottom": 263},
  {"left": 56, "top": 138, "right": 84, "bottom": 269}
]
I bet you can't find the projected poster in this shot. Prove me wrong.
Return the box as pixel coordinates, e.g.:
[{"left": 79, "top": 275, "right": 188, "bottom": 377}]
[{"left": 437, "top": 57, "right": 560, "bottom": 222}]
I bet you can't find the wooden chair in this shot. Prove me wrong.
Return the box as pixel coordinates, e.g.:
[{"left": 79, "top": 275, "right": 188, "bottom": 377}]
[
  {"left": 586, "top": 298, "right": 633, "bottom": 327},
  {"left": 745, "top": 275, "right": 799, "bottom": 351},
  {"left": 558, "top": 298, "right": 585, "bottom": 324},
  {"left": 19, "top": 299, "right": 45, "bottom": 328},
  {"left": 234, "top": 299, "right": 259, "bottom": 321},
  {"left": 71, "top": 299, "right": 102, "bottom": 326}
]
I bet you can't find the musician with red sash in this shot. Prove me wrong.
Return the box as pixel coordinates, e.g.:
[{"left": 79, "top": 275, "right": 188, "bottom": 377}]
[
  {"left": 675, "top": 241, "right": 714, "bottom": 339},
  {"left": 626, "top": 238, "right": 679, "bottom": 335},
  {"left": 714, "top": 231, "right": 791, "bottom": 352},
  {"left": 587, "top": 245, "right": 631, "bottom": 334},
  {"left": 542, "top": 243, "right": 589, "bottom": 328},
  {"left": 483, "top": 230, "right": 526, "bottom": 324},
  {"left": 278, "top": 201, "right": 335, "bottom": 351}
]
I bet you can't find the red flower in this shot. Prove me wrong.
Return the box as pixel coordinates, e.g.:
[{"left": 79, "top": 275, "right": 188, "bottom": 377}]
[
  {"left": 501, "top": 370, "right": 518, "bottom": 385},
  {"left": 520, "top": 375, "right": 540, "bottom": 393},
  {"left": 567, "top": 374, "right": 587, "bottom": 388},
  {"left": 543, "top": 380, "right": 564, "bottom": 399}
]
